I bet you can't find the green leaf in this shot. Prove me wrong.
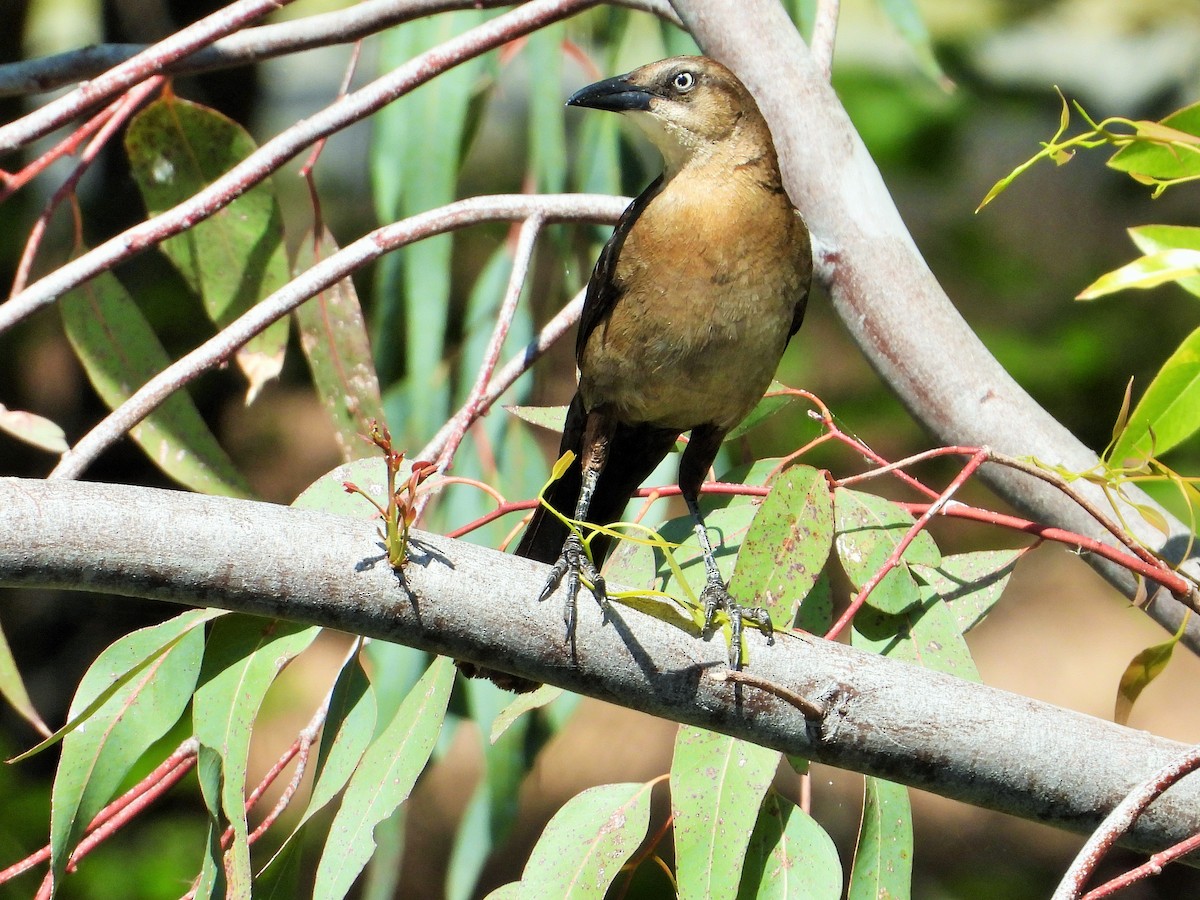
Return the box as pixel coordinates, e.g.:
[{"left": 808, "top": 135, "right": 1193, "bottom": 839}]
[
  {"left": 1109, "top": 323, "right": 1200, "bottom": 461},
  {"left": 1108, "top": 101, "right": 1200, "bottom": 182},
  {"left": 506, "top": 404, "right": 570, "bottom": 433},
  {"left": 726, "top": 382, "right": 797, "bottom": 442},
  {"left": 0, "top": 617, "right": 49, "bottom": 736},
  {"left": 738, "top": 790, "right": 842, "bottom": 900},
  {"left": 911, "top": 550, "right": 1021, "bottom": 634},
  {"left": 370, "top": 11, "right": 491, "bottom": 436},
  {"left": 61, "top": 269, "right": 252, "bottom": 497},
  {"left": 125, "top": 94, "right": 289, "bottom": 401},
  {"left": 729, "top": 465, "right": 834, "bottom": 629},
  {"left": 447, "top": 677, "right": 541, "bottom": 900},
  {"left": 1115, "top": 618, "right": 1186, "bottom": 725},
  {"left": 877, "top": 0, "right": 946, "bottom": 84},
  {"left": 490, "top": 683, "right": 561, "bottom": 743},
  {"left": 794, "top": 572, "right": 834, "bottom": 635},
  {"left": 526, "top": 24, "right": 567, "bottom": 194},
  {"left": 49, "top": 611, "right": 211, "bottom": 890},
  {"left": 516, "top": 782, "right": 652, "bottom": 899},
  {"left": 294, "top": 227, "right": 385, "bottom": 463},
  {"left": 0, "top": 404, "right": 67, "bottom": 454},
  {"left": 314, "top": 656, "right": 455, "bottom": 899},
  {"left": 672, "top": 726, "right": 781, "bottom": 900},
  {"left": 193, "top": 617, "right": 320, "bottom": 896},
  {"left": 851, "top": 587, "right": 980, "bottom": 682},
  {"left": 1077, "top": 249, "right": 1200, "bottom": 300},
  {"left": 259, "top": 651, "right": 377, "bottom": 877},
  {"left": 847, "top": 778, "right": 912, "bottom": 900},
  {"left": 1128, "top": 224, "right": 1200, "bottom": 298},
  {"left": 834, "top": 489, "right": 939, "bottom": 614}
]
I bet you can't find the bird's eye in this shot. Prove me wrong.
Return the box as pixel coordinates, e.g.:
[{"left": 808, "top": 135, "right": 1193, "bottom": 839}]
[{"left": 671, "top": 71, "right": 696, "bottom": 93}]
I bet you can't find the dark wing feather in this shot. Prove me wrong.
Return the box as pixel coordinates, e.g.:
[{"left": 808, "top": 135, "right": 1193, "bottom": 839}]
[{"left": 575, "top": 175, "right": 666, "bottom": 360}]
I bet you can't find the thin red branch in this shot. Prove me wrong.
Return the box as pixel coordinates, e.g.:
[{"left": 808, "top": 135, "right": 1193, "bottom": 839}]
[
  {"left": 10, "top": 77, "right": 162, "bottom": 296},
  {"left": 0, "top": 0, "right": 603, "bottom": 337},
  {"left": 0, "top": 0, "right": 294, "bottom": 154},
  {"left": 47, "top": 194, "right": 624, "bottom": 481},
  {"left": 898, "top": 502, "right": 1192, "bottom": 600},
  {"left": 1054, "top": 743, "right": 1200, "bottom": 900},
  {"left": 824, "top": 448, "right": 990, "bottom": 640}
]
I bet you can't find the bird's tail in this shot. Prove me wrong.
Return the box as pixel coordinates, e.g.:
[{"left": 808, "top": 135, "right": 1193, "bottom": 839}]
[{"left": 515, "top": 394, "right": 680, "bottom": 567}]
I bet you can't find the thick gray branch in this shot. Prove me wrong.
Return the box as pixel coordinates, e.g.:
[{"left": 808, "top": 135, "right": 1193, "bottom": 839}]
[
  {"left": 671, "top": 0, "right": 1200, "bottom": 646},
  {"left": 2, "top": 476, "right": 1198, "bottom": 861}
]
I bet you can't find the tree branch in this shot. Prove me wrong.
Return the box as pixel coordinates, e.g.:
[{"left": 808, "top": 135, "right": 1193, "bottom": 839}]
[
  {"left": 671, "top": 0, "right": 1200, "bottom": 648},
  {"left": 0, "top": 0, "right": 681, "bottom": 99},
  {"left": 2, "top": 476, "right": 1198, "bottom": 863}
]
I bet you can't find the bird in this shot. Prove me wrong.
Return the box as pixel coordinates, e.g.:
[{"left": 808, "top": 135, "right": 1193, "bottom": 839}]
[{"left": 471, "top": 56, "right": 812, "bottom": 692}]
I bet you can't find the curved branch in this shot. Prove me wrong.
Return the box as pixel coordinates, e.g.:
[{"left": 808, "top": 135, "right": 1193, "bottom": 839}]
[
  {"left": 0, "top": 0, "right": 290, "bottom": 152},
  {"left": 672, "top": 0, "right": 1200, "bottom": 648},
  {"left": 0, "top": 0, "right": 601, "bottom": 336},
  {"left": 48, "top": 194, "right": 627, "bottom": 481},
  {"left": 2, "top": 475, "right": 1199, "bottom": 863},
  {"left": 0, "top": 0, "right": 681, "bottom": 99}
]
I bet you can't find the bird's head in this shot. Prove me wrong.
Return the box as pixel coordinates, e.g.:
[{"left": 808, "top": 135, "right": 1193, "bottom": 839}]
[{"left": 567, "top": 56, "right": 771, "bottom": 177}]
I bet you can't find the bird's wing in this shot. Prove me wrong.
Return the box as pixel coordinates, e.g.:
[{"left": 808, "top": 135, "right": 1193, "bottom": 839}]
[{"left": 575, "top": 174, "right": 666, "bottom": 360}]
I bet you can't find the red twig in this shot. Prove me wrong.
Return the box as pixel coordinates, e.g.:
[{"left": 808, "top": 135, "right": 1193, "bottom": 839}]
[
  {"left": 898, "top": 502, "right": 1192, "bottom": 600},
  {"left": 825, "top": 448, "right": 990, "bottom": 640},
  {"left": 0, "top": 0, "right": 294, "bottom": 154},
  {"left": 0, "top": 738, "right": 199, "bottom": 890},
  {"left": 1053, "top": 743, "right": 1200, "bottom": 899},
  {"left": 10, "top": 77, "right": 162, "bottom": 296}
]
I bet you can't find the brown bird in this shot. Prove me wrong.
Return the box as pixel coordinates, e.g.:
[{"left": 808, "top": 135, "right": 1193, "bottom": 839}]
[{"left": 474, "top": 56, "right": 812, "bottom": 691}]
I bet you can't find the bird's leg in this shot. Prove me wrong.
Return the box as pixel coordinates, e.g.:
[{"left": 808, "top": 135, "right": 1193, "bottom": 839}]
[
  {"left": 683, "top": 494, "right": 775, "bottom": 668},
  {"left": 679, "top": 427, "right": 774, "bottom": 669},
  {"left": 538, "top": 409, "right": 614, "bottom": 640}
]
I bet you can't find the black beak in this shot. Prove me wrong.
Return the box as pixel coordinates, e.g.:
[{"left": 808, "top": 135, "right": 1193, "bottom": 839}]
[{"left": 566, "top": 74, "right": 654, "bottom": 112}]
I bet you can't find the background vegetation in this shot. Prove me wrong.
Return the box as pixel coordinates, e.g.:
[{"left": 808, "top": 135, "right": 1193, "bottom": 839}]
[{"left": 2, "top": 0, "right": 1200, "bottom": 896}]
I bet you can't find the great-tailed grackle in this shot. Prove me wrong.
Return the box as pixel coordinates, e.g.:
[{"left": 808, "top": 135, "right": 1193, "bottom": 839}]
[{"left": 471, "top": 56, "right": 811, "bottom": 691}]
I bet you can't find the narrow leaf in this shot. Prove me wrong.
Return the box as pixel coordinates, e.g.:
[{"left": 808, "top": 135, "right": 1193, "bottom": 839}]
[
  {"left": 259, "top": 651, "right": 378, "bottom": 876},
  {"left": 1115, "top": 619, "right": 1186, "bottom": 725},
  {"left": 834, "top": 489, "right": 939, "bottom": 614},
  {"left": 314, "top": 656, "right": 455, "bottom": 899},
  {"left": 49, "top": 612, "right": 209, "bottom": 890},
  {"left": 1108, "top": 101, "right": 1200, "bottom": 181},
  {"left": 506, "top": 404, "right": 570, "bottom": 433},
  {"left": 851, "top": 591, "right": 980, "bottom": 682},
  {"left": 1078, "top": 249, "right": 1200, "bottom": 300},
  {"left": 738, "top": 790, "right": 842, "bottom": 900},
  {"left": 911, "top": 549, "right": 1021, "bottom": 634},
  {"left": 847, "top": 778, "right": 912, "bottom": 900},
  {"left": 294, "top": 227, "right": 385, "bottom": 462},
  {"left": 518, "top": 782, "right": 653, "bottom": 899},
  {"left": 0, "top": 404, "right": 67, "bottom": 453},
  {"left": 672, "top": 726, "right": 781, "bottom": 900},
  {"left": 193, "top": 617, "right": 320, "bottom": 896},
  {"left": 1128, "top": 224, "right": 1200, "bottom": 298},
  {"left": 1110, "top": 323, "right": 1200, "bottom": 461},
  {"left": 61, "top": 270, "right": 252, "bottom": 497},
  {"left": 0, "top": 619, "right": 49, "bottom": 736}
]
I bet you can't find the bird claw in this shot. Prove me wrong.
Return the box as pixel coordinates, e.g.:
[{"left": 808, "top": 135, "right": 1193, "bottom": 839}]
[
  {"left": 538, "top": 531, "right": 607, "bottom": 640},
  {"left": 700, "top": 579, "right": 774, "bottom": 669}
]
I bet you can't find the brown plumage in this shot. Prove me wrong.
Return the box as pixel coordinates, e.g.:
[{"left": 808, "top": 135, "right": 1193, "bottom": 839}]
[{"left": 475, "top": 56, "right": 811, "bottom": 691}]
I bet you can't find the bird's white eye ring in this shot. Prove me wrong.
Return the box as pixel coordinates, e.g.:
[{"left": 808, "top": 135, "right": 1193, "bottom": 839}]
[{"left": 672, "top": 71, "right": 695, "bottom": 93}]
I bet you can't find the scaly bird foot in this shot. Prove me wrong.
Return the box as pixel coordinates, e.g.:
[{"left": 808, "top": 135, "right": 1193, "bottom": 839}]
[
  {"left": 700, "top": 578, "right": 774, "bottom": 669},
  {"left": 538, "top": 531, "right": 607, "bottom": 640}
]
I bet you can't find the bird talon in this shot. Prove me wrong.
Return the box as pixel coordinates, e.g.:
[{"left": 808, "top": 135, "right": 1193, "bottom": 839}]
[{"left": 700, "top": 580, "right": 774, "bottom": 669}]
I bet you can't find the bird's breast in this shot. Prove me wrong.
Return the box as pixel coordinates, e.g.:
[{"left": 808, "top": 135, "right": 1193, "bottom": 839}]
[{"left": 578, "top": 172, "right": 809, "bottom": 432}]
